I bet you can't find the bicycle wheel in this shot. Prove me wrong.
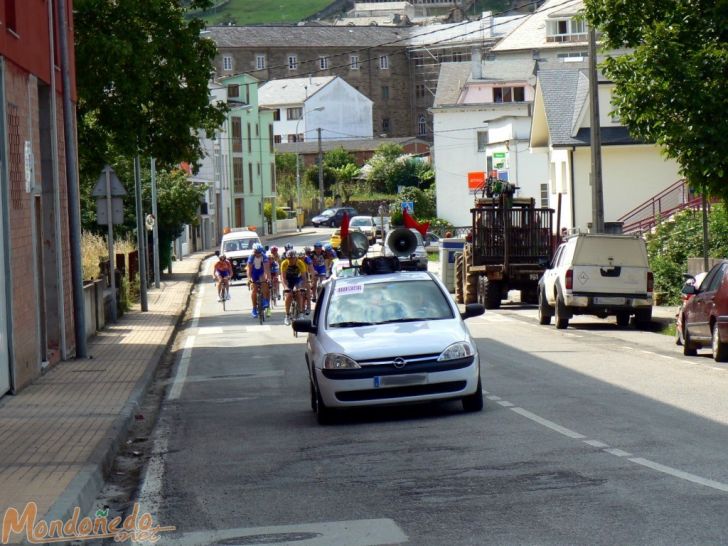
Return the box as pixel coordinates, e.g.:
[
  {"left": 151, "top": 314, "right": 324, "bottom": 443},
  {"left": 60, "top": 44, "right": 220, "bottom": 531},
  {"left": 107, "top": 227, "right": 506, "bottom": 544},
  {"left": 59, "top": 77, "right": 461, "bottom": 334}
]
[
  {"left": 222, "top": 287, "right": 226, "bottom": 312},
  {"left": 290, "top": 297, "right": 299, "bottom": 337},
  {"left": 257, "top": 287, "right": 264, "bottom": 325}
]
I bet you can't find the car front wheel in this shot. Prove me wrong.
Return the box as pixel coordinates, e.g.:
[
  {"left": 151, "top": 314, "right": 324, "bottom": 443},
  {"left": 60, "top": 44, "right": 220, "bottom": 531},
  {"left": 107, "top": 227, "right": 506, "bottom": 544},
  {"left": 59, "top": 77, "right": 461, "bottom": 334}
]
[
  {"left": 311, "top": 379, "right": 334, "bottom": 424},
  {"left": 462, "top": 377, "right": 483, "bottom": 412}
]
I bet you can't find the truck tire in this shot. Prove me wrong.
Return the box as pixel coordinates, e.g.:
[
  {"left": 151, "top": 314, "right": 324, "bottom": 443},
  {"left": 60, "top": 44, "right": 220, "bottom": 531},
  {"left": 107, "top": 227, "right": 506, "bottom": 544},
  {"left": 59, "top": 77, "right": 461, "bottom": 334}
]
[
  {"left": 555, "top": 287, "right": 569, "bottom": 329},
  {"left": 538, "top": 287, "right": 552, "bottom": 325},
  {"left": 616, "top": 311, "right": 630, "bottom": 328},
  {"left": 454, "top": 253, "right": 464, "bottom": 304},
  {"left": 479, "top": 277, "right": 501, "bottom": 309},
  {"left": 462, "top": 244, "right": 477, "bottom": 304}
]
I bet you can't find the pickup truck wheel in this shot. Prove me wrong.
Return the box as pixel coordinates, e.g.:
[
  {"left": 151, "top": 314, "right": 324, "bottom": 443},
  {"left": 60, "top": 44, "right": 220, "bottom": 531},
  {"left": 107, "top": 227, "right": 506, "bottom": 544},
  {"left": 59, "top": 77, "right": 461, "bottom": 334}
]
[
  {"left": 712, "top": 324, "right": 728, "bottom": 362},
  {"left": 555, "top": 289, "right": 569, "bottom": 329},
  {"left": 616, "top": 311, "right": 630, "bottom": 328},
  {"left": 538, "top": 287, "right": 552, "bottom": 325},
  {"left": 454, "top": 253, "right": 464, "bottom": 304}
]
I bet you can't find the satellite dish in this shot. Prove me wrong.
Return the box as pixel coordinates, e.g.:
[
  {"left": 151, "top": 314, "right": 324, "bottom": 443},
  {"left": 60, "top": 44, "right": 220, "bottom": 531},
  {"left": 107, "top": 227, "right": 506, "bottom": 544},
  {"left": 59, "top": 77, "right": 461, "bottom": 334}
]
[
  {"left": 387, "top": 227, "right": 418, "bottom": 257},
  {"left": 347, "top": 231, "right": 370, "bottom": 260}
]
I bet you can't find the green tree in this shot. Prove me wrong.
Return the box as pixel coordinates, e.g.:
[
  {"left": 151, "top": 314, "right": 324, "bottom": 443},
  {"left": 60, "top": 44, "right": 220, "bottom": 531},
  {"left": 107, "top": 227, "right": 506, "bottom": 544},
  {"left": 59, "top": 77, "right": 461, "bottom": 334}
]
[
  {"left": 75, "top": 0, "right": 227, "bottom": 179},
  {"left": 332, "top": 163, "right": 361, "bottom": 203},
  {"left": 323, "top": 147, "right": 357, "bottom": 170},
  {"left": 275, "top": 152, "right": 299, "bottom": 207},
  {"left": 583, "top": 0, "right": 728, "bottom": 197},
  {"left": 365, "top": 143, "right": 405, "bottom": 193}
]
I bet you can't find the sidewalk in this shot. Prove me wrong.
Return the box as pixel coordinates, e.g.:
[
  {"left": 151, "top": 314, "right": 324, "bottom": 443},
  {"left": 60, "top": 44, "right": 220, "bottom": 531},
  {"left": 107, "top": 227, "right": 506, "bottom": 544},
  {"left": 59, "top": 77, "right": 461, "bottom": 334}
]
[{"left": 0, "top": 251, "right": 207, "bottom": 542}]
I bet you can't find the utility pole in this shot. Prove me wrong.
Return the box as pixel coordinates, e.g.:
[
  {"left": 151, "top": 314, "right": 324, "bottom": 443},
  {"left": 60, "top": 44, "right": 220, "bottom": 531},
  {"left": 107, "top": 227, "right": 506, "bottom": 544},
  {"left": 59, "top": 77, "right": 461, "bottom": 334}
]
[
  {"left": 134, "top": 155, "right": 148, "bottom": 311},
  {"left": 588, "top": 26, "right": 605, "bottom": 233},
  {"left": 702, "top": 189, "right": 710, "bottom": 271},
  {"left": 151, "top": 158, "right": 160, "bottom": 288},
  {"left": 318, "top": 127, "right": 324, "bottom": 209}
]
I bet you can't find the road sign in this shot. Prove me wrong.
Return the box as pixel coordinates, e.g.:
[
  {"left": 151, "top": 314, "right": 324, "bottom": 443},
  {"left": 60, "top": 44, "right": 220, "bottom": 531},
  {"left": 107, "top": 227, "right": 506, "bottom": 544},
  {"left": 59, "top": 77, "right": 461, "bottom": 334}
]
[
  {"left": 96, "top": 197, "right": 125, "bottom": 225},
  {"left": 401, "top": 201, "right": 414, "bottom": 214},
  {"left": 92, "top": 166, "right": 126, "bottom": 197}
]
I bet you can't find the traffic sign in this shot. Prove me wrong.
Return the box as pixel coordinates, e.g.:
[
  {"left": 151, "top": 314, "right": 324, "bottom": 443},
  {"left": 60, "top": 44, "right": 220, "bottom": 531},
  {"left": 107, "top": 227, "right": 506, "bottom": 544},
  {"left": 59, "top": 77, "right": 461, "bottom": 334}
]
[{"left": 401, "top": 201, "right": 414, "bottom": 214}]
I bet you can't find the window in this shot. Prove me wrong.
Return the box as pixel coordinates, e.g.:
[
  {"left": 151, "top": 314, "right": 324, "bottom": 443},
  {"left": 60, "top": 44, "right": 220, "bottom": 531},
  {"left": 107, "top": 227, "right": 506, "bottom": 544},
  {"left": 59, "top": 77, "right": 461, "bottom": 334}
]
[
  {"left": 248, "top": 163, "right": 253, "bottom": 193},
  {"left": 231, "top": 117, "right": 242, "bottom": 153},
  {"left": 6, "top": 0, "right": 17, "bottom": 33},
  {"left": 223, "top": 55, "right": 233, "bottom": 71},
  {"left": 319, "top": 56, "right": 329, "bottom": 70},
  {"left": 350, "top": 55, "right": 360, "bottom": 70},
  {"left": 477, "top": 131, "right": 488, "bottom": 152},
  {"left": 379, "top": 55, "right": 389, "bottom": 69},
  {"left": 381, "top": 85, "right": 389, "bottom": 100},
  {"left": 493, "top": 86, "right": 526, "bottom": 103},
  {"left": 417, "top": 115, "right": 426, "bottom": 136},
  {"left": 286, "top": 107, "right": 303, "bottom": 121},
  {"left": 273, "top": 109, "right": 281, "bottom": 121},
  {"left": 271, "top": 162, "right": 276, "bottom": 193},
  {"left": 227, "top": 84, "right": 240, "bottom": 99},
  {"left": 269, "top": 126, "right": 274, "bottom": 151},
  {"left": 540, "top": 183, "right": 549, "bottom": 208},
  {"left": 415, "top": 84, "right": 426, "bottom": 98},
  {"left": 288, "top": 55, "right": 298, "bottom": 70},
  {"left": 382, "top": 118, "right": 390, "bottom": 133},
  {"left": 546, "top": 18, "right": 587, "bottom": 42},
  {"left": 257, "top": 163, "right": 261, "bottom": 176},
  {"left": 256, "top": 54, "right": 266, "bottom": 70},
  {"left": 247, "top": 123, "right": 252, "bottom": 153},
  {"left": 274, "top": 135, "right": 282, "bottom": 144},
  {"left": 287, "top": 135, "right": 297, "bottom": 143},
  {"left": 233, "top": 158, "right": 244, "bottom": 193},
  {"left": 558, "top": 51, "right": 588, "bottom": 61}
]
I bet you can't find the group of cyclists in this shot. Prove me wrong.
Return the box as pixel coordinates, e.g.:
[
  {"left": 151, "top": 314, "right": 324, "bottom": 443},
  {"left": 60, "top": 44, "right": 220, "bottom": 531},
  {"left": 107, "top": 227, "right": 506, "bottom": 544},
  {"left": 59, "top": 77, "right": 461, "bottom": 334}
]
[{"left": 213, "top": 241, "right": 338, "bottom": 325}]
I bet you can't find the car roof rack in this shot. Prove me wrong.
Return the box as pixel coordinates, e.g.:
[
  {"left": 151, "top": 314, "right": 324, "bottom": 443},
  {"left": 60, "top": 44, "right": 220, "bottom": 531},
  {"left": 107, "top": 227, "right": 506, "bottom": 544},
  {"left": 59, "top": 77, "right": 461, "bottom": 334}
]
[{"left": 360, "top": 256, "right": 401, "bottom": 275}]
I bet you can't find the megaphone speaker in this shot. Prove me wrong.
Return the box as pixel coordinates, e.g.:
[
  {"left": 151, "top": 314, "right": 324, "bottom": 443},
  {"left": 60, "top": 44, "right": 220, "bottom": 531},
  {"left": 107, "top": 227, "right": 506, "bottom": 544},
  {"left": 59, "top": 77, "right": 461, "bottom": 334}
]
[
  {"left": 347, "top": 231, "right": 370, "bottom": 260},
  {"left": 387, "top": 227, "right": 418, "bottom": 258}
]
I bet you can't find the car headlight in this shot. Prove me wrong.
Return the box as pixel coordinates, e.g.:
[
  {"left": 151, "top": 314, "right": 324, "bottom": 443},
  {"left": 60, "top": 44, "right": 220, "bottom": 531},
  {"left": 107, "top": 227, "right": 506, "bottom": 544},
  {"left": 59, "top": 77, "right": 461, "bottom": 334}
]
[
  {"left": 232, "top": 260, "right": 238, "bottom": 266},
  {"left": 437, "top": 342, "right": 474, "bottom": 361},
  {"left": 323, "top": 353, "right": 361, "bottom": 369}
]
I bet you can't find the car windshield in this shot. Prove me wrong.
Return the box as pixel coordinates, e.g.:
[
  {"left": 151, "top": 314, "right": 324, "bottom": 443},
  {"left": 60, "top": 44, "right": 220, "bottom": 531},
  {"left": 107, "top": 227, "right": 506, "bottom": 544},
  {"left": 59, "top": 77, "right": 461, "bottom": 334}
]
[
  {"left": 320, "top": 209, "right": 336, "bottom": 217},
  {"left": 350, "top": 218, "right": 372, "bottom": 227},
  {"left": 224, "top": 238, "right": 259, "bottom": 252},
  {"left": 326, "top": 279, "right": 453, "bottom": 327}
]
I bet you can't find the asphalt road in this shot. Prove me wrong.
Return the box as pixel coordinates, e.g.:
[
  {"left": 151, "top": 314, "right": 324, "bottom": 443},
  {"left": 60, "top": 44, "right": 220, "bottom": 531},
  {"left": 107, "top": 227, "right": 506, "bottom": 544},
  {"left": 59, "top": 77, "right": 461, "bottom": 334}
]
[{"left": 132, "top": 256, "right": 728, "bottom": 546}]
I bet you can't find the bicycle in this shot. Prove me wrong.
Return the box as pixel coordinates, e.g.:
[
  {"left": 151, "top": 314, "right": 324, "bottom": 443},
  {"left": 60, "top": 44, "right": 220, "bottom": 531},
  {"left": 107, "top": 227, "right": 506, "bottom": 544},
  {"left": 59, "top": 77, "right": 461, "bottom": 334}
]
[
  {"left": 220, "top": 281, "right": 229, "bottom": 312},
  {"left": 270, "top": 275, "right": 280, "bottom": 308},
  {"left": 249, "top": 280, "right": 268, "bottom": 325}
]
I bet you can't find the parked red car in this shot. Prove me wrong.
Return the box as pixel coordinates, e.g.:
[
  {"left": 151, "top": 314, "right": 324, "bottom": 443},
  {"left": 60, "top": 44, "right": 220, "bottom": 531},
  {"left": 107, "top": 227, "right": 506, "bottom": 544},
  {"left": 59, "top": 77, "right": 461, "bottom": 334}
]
[
  {"left": 675, "top": 271, "right": 706, "bottom": 346},
  {"left": 680, "top": 261, "right": 728, "bottom": 360}
]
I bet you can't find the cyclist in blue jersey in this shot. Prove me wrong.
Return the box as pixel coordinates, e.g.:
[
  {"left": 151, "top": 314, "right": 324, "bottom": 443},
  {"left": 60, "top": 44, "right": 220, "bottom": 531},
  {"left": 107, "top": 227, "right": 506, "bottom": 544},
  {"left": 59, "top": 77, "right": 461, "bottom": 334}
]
[
  {"left": 246, "top": 244, "right": 270, "bottom": 318},
  {"left": 310, "top": 242, "right": 329, "bottom": 301}
]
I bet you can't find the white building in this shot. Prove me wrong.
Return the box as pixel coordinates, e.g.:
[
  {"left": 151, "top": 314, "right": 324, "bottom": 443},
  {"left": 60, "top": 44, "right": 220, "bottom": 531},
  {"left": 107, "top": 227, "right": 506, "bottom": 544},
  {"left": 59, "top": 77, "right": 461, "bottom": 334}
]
[
  {"left": 258, "top": 76, "right": 373, "bottom": 145},
  {"left": 431, "top": 56, "right": 548, "bottom": 226}
]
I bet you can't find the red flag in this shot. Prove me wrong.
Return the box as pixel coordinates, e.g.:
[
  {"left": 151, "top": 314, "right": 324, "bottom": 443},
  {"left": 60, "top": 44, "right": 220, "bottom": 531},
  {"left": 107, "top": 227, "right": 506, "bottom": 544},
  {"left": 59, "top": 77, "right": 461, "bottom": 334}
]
[
  {"left": 340, "top": 212, "right": 350, "bottom": 241},
  {"left": 403, "top": 209, "right": 429, "bottom": 237}
]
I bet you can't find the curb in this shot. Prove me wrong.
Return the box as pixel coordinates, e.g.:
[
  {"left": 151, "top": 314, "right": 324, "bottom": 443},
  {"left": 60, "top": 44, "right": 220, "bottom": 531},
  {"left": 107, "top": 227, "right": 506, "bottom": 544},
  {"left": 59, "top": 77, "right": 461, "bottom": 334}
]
[
  {"left": 263, "top": 229, "right": 317, "bottom": 243},
  {"left": 40, "top": 256, "right": 208, "bottom": 528}
]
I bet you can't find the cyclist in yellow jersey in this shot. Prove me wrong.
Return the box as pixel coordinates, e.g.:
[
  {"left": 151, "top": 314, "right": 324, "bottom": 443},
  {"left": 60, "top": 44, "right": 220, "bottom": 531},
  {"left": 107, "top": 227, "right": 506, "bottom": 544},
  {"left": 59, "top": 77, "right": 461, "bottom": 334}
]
[{"left": 281, "top": 249, "right": 307, "bottom": 325}]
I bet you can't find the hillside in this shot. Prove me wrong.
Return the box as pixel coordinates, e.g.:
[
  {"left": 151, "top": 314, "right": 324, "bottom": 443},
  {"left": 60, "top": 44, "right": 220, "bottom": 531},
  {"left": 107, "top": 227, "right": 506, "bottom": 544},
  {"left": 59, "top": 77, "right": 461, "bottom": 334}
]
[{"left": 191, "top": 0, "right": 520, "bottom": 27}]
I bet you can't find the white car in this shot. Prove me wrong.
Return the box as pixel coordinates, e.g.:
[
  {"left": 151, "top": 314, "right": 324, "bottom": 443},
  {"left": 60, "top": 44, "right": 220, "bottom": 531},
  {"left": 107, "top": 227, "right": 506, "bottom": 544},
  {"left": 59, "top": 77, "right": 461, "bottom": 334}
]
[
  {"left": 220, "top": 230, "right": 261, "bottom": 280},
  {"left": 293, "top": 257, "right": 485, "bottom": 424},
  {"left": 349, "top": 216, "right": 378, "bottom": 244},
  {"left": 538, "top": 233, "right": 653, "bottom": 329}
]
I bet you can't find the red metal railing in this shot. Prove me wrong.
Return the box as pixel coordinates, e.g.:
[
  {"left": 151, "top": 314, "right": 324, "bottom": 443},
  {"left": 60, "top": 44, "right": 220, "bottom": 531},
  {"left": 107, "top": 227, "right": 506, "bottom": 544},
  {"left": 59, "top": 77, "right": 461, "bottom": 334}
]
[{"left": 618, "top": 179, "right": 708, "bottom": 234}]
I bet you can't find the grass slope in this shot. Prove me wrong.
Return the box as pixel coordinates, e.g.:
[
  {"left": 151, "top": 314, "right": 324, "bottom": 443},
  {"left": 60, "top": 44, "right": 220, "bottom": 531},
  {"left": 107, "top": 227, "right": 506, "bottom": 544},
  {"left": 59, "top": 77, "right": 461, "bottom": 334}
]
[{"left": 201, "top": 0, "right": 334, "bottom": 26}]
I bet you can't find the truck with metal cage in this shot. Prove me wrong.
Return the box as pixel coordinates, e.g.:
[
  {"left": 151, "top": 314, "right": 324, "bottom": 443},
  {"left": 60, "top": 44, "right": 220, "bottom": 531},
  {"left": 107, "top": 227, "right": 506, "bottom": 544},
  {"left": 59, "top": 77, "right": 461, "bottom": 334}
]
[{"left": 454, "top": 181, "right": 554, "bottom": 309}]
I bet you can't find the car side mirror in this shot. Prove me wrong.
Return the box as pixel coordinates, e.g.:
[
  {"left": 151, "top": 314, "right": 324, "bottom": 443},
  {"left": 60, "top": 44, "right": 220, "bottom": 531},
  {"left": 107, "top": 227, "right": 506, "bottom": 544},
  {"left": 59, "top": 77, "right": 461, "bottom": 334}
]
[
  {"left": 292, "top": 318, "right": 317, "bottom": 334},
  {"left": 461, "top": 303, "right": 485, "bottom": 320},
  {"left": 681, "top": 284, "right": 697, "bottom": 296}
]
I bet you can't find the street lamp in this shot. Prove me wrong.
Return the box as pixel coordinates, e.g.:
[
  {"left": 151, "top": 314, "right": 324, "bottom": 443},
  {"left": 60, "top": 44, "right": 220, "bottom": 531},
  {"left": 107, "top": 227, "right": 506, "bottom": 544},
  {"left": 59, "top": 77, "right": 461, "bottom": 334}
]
[{"left": 295, "top": 106, "right": 325, "bottom": 229}]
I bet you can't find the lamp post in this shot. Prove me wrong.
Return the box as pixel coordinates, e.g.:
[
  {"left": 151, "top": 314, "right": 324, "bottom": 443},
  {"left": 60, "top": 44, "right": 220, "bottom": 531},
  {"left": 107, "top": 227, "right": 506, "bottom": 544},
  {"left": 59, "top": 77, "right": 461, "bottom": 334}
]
[{"left": 295, "top": 106, "right": 325, "bottom": 229}]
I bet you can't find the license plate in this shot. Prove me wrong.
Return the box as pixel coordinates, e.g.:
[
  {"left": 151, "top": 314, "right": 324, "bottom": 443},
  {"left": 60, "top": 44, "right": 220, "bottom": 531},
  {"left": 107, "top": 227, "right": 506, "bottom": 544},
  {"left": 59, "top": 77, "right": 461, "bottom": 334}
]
[
  {"left": 374, "top": 374, "right": 428, "bottom": 388},
  {"left": 594, "top": 296, "right": 625, "bottom": 305},
  {"left": 530, "top": 273, "right": 539, "bottom": 280}
]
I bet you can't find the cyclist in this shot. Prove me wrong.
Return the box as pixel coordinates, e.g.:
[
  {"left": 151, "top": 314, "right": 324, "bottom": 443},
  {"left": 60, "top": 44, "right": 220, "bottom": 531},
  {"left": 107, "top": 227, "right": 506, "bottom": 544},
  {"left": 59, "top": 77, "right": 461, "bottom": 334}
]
[
  {"left": 246, "top": 243, "right": 270, "bottom": 319},
  {"left": 310, "top": 242, "right": 328, "bottom": 301},
  {"left": 213, "top": 254, "right": 233, "bottom": 302},
  {"left": 323, "top": 243, "right": 338, "bottom": 276},
  {"left": 281, "top": 249, "right": 307, "bottom": 325},
  {"left": 301, "top": 248, "right": 314, "bottom": 314},
  {"left": 268, "top": 246, "right": 282, "bottom": 302}
]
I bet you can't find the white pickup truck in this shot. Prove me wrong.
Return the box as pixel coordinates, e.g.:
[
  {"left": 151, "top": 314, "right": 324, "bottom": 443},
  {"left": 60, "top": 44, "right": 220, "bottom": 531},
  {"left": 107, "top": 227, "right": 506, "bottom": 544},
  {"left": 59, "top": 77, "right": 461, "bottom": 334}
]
[{"left": 538, "top": 234, "right": 653, "bottom": 329}]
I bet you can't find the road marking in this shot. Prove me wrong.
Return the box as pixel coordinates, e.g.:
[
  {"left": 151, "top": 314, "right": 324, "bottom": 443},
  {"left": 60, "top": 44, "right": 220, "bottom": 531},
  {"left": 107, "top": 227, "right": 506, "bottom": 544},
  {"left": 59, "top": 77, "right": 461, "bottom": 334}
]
[
  {"left": 168, "top": 335, "right": 195, "bottom": 400},
  {"left": 629, "top": 457, "right": 728, "bottom": 493},
  {"left": 134, "top": 421, "right": 169, "bottom": 546},
  {"left": 563, "top": 333, "right": 583, "bottom": 338},
  {"left": 164, "top": 370, "right": 285, "bottom": 387},
  {"left": 584, "top": 440, "right": 609, "bottom": 448},
  {"left": 486, "top": 395, "right": 501, "bottom": 401},
  {"left": 196, "top": 326, "right": 224, "bottom": 335},
  {"left": 604, "top": 448, "right": 632, "bottom": 457},
  {"left": 497, "top": 400, "right": 515, "bottom": 407},
  {"left": 171, "top": 519, "right": 408, "bottom": 546},
  {"left": 510, "top": 407, "right": 586, "bottom": 439},
  {"left": 246, "top": 325, "right": 273, "bottom": 332}
]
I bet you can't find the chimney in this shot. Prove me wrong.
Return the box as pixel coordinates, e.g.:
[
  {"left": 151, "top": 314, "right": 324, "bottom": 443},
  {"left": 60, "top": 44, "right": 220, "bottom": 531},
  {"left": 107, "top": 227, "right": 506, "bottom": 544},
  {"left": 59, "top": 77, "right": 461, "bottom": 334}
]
[{"left": 471, "top": 47, "right": 482, "bottom": 79}]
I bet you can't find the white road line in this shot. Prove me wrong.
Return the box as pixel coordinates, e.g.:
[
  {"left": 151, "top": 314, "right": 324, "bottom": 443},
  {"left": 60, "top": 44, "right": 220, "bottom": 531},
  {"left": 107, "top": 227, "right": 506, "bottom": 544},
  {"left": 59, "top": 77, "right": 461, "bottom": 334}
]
[
  {"left": 563, "top": 333, "right": 583, "bottom": 338},
  {"left": 604, "top": 448, "right": 632, "bottom": 457},
  {"left": 196, "top": 326, "right": 224, "bottom": 335},
  {"left": 133, "top": 422, "right": 170, "bottom": 546},
  {"left": 583, "top": 440, "right": 609, "bottom": 448},
  {"left": 629, "top": 457, "right": 728, "bottom": 493},
  {"left": 510, "top": 407, "right": 586, "bottom": 439},
  {"left": 168, "top": 335, "right": 195, "bottom": 400},
  {"left": 171, "top": 519, "right": 408, "bottom": 546},
  {"left": 497, "top": 401, "right": 515, "bottom": 407},
  {"left": 486, "top": 395, "right": 501, "bottom": 401}
]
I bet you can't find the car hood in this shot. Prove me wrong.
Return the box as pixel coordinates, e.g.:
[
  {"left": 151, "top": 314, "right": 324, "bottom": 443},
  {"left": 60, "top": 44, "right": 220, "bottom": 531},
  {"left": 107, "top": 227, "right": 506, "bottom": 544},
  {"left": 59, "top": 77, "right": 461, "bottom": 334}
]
[
  {"left": 320, "top": 319, "right": 471, "bottom": 360},
  {"left": 227, "top": 251, "right": 252, "bottom": 261}
]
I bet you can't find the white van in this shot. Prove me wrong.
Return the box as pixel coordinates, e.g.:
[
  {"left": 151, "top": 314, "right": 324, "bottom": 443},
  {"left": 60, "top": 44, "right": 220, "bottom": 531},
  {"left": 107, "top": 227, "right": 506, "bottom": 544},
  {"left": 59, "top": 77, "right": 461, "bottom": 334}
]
[
  {"left": 220, "top": 230, "right": 261, "bottom": 280},
  {"left": 538, "top": 233, "right": 653, "bottom": 329}
]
